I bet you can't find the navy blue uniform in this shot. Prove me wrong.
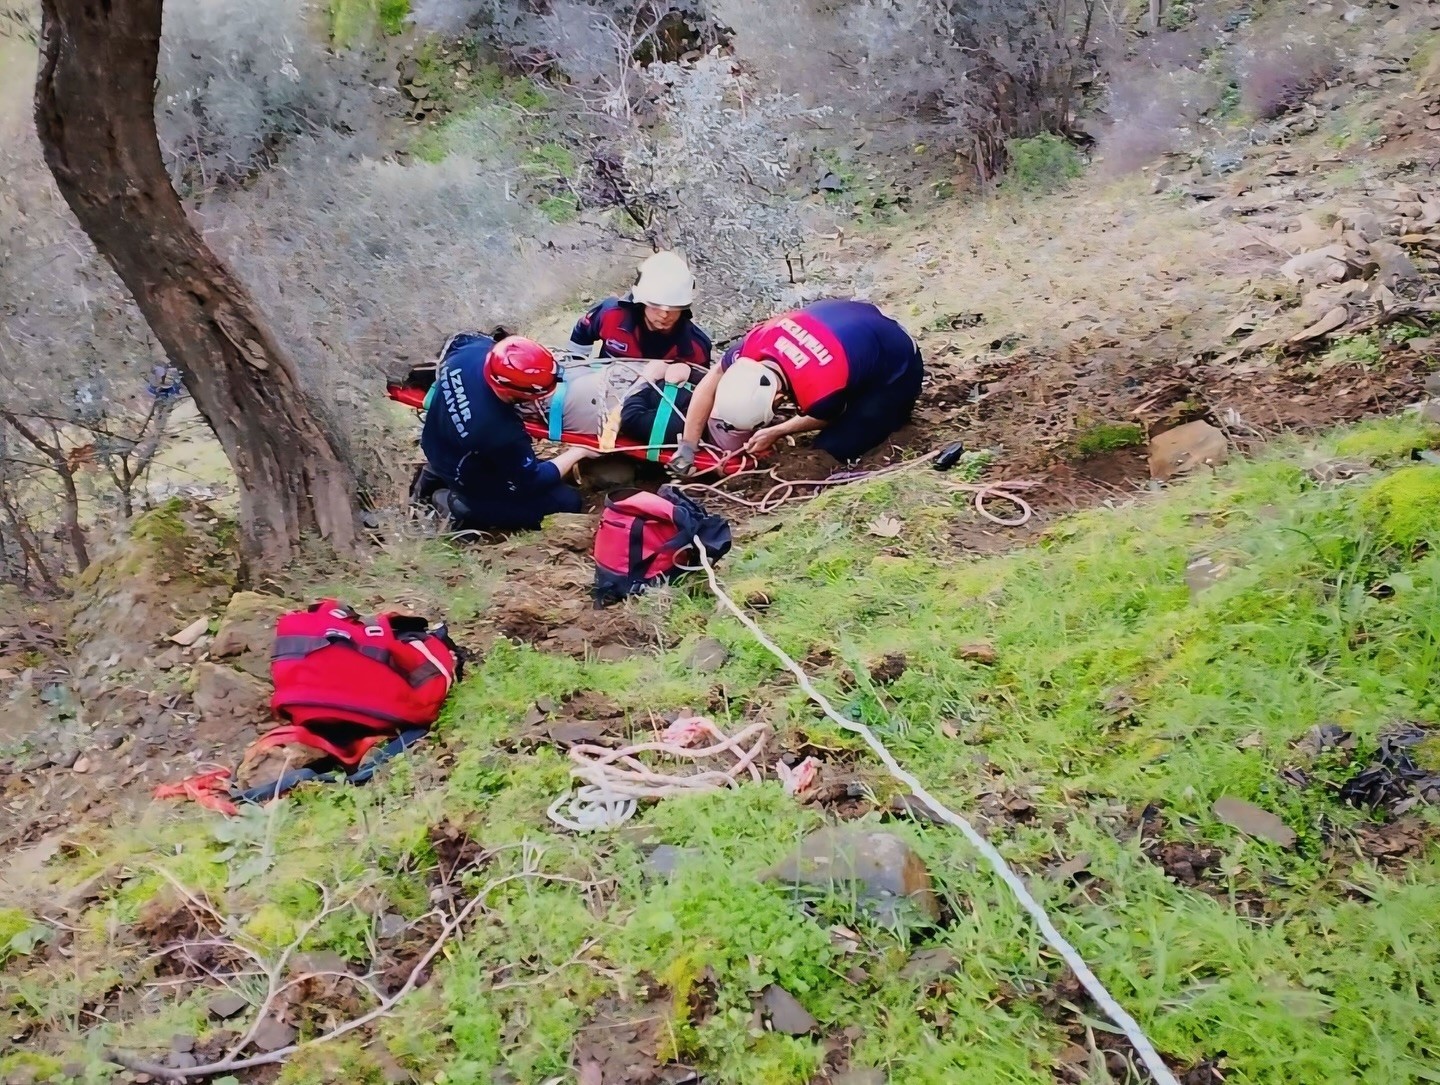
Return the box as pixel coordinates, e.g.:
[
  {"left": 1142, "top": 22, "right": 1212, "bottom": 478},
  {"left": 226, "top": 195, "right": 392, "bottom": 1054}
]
[
  {"left": 419, "top": 334, "right": 581, "bottom": 531},
  {"left": 570, "top": 297, "right": 713, "bottom": 368},
  {"left": 721, "top": 300, "right": 924, "bottom": 461}
]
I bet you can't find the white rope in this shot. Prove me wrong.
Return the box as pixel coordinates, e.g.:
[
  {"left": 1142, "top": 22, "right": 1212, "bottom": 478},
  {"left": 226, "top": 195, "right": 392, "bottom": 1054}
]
[
  {"left": 545, "top": 717, "right": 769, "bottom": 833},
  {"left": 693, "top": 545, "right": 1181, "bottom": 1085},
  {"left": 546, "top": 784, "right": 637, "bottom": 832}
]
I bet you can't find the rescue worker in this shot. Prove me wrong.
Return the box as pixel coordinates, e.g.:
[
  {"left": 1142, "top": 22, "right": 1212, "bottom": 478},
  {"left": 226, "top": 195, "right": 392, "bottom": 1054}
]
[
  {"left": 568, "top": 250, "right": 713, "bottom": 368},
  {"left": 416, "top": 331, "right": 597, "bottom": 531},
  {"left": 670, "top": 299, "right": 924, "bottom": 474}
]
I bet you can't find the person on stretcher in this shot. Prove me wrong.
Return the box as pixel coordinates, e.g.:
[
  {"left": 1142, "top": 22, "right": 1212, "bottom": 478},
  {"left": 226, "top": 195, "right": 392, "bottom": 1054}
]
[
  {"left": 518, "top": 357, "right": 752, "bottom": 457},
  {"left": 567, "top": 251, "right": 713, "bottom": 369}
]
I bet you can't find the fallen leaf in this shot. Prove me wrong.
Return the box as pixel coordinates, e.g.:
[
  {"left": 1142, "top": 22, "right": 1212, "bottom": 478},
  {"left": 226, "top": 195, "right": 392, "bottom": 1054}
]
[
  {"left": 1212, "top": 796, "right": 1297, "bottom": 848},
  {"left": 1289, "top": 305, "right": 1350, "bottom": 344},
  {"left": 867, "top": 514, "right": 903, "bottom": 538},
  {"left": 939, "top": 722, "right": 960, "bottom": 739},
  {"left": 1049, "top": 851, "right": 1092, "bottom": 882},
  {"left": 1236, "top": 732, "right": 1265, "bottom": 750}
]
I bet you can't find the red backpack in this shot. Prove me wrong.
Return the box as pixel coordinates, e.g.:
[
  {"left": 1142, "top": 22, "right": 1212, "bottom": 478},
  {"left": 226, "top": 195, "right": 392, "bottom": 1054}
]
[
  {"left": 593, "top": 486, "right": 732, "bottom": 606},
  {"left": 268, "top": 600, "right": 463, "bottom": 766}
]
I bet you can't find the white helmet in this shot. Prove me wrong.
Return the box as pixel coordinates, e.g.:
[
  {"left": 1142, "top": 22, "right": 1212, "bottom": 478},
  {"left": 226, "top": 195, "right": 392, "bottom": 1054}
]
[
  {"left": 711, "top": 358, "right": 780, "bottom": 432},
  {"left": 631, "top": 250, "right": 695, "bottom": 308}
]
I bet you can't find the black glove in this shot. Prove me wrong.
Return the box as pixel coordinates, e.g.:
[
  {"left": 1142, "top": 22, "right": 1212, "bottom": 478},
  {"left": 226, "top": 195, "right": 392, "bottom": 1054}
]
[{"left": 669, "top": 440, "right": 698, "bottom": 478}]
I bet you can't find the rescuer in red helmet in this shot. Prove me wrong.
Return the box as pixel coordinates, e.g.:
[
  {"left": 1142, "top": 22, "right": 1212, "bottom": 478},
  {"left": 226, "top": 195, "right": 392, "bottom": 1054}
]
[{"left": 415, "top": 331, "right": 597, "bottom": 532}]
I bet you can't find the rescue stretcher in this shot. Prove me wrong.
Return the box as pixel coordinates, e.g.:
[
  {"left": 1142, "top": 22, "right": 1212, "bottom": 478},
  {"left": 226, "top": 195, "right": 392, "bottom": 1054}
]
[{"left": 386, "top": 360, "right": 754, "bottom": 477}]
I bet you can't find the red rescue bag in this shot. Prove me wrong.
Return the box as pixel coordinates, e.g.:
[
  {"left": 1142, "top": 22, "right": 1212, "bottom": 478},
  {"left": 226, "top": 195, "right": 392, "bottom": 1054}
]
[
  {"left": 269, "top": 599, "right": 463, "bottom": 766},
  {"left": 593, "top": 486, "right": 731, "bottom": 606}
]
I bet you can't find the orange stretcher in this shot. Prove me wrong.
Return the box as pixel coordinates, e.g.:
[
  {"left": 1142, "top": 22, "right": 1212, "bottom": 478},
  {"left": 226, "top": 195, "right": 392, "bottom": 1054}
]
[{"left": 386, "top": 364, "right": 753, "bottom": 477}]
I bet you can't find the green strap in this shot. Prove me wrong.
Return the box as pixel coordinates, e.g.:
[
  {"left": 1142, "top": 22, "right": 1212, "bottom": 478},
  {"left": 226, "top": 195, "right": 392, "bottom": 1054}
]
[
  {"left": 422, "top": 384, "right": 436, "bottom": 412},
  {"left": 548, "top": 380, "right": 568, "bottom": 442},
  {"left": 646, "top": 384, "right": 681, "bottom": 462}
]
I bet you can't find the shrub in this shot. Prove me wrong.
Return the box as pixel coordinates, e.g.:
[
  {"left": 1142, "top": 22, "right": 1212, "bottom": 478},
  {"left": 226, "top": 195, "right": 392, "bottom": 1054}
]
[
  {"left": 195, "top": 130, "right": 603, "bottom": 490},
  {"left": 157, "top": 0, "right": 379, "bottom": 192},
  {"left": 1002, "top": 133, "right": 1083, "bottom": 193}
]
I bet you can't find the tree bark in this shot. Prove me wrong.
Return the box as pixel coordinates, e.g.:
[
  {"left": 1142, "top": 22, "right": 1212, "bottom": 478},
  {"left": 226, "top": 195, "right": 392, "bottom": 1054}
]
[{"left": 32, "top": 0, "right": 359, "bottom": 572}]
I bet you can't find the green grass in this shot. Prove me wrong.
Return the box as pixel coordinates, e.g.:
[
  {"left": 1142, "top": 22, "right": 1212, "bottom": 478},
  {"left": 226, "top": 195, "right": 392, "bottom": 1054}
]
[
  {"left": 9, "top": 416, "right": 1440, "bottom": 1082},
  {"left": 329, "top": 0, "right": 408, "bottom": 45},
  {"left": 1323, "top": 332, "right": 1384, "bottom": 369},
  {"left": 1072, "top": 421, "right": 1146, "bottom": 458},
  {"left": 1002, "top": 134, "right": 1084, "bottom": 195}
]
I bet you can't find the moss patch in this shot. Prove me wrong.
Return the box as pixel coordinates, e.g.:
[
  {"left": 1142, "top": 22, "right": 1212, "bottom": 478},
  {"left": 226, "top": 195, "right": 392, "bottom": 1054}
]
[
  {"left": 1358, "top": 465, "right": 1440, "bottom": 549},
  {"left": 1072, "top": 421, "right": 1146, "bottom": 458}
]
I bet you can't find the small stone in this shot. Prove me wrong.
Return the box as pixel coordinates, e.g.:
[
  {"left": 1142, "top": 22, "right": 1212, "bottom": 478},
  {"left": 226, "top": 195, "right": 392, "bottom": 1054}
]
[
  {"left": 1308, "top": 459, "right": 1370, "bottom": 484},
  {"left": 378, "top": 913, "right": 407, "bottom": 939},
  {"left": 53, "top": 748, "right": 81, "bottom": 770},
  {"left": 763, "top": 826, "right": 940, "bottom": 923},
  {"left": 249, "top": 1016, "right": 297, "bottom": 1052},
  {"left": 688, "top": 637, "right": 729, "bottom": 674},
  {"left": 957, "top": 641, "right": 997, "bottom": 664},
  {"left": 758, "top": 984, "right": 818, "bottom": 1035},
  {"left": 1421, "top": 401, "right": 1440, "bottom": 426},
  {"left": 170, "top": 1033, "right": 195, "bottom": 1054},
  {"left": 166, "top": 1051, "right": 198, "bottom": 1069},
  {"left": 1213, "top": 796, "right": 1297, "bottom": 848},
  {"left": 899, "top": 946, "right": 960, "bottom": 981},
  {"left": 207, "top": 992, "right": 248, "bottom": 1019},
  {"left": 291, "top": 950, "right": 350, "bottom": 976},
  {"left": 93, "top": 727, "right": 125, "bottom": 751},
  {"left": 1280, "top": 244, "right": 1349, "bottom": 284},
  {"left": 644, "top": 844, "right": 700, "bottom": 879},
  {"left": 72, "top": 755, "right": 92, "bottom": 774},
  {"left": 1185, "top": 554, "right": 1232, "bottom": 597},
  {"left": 1148, "top": 421, "right": 1228, "bottom": 481},
  {"left": 595, "top": 643, "right": 637, "bottom": 663},
  {"left": 153, "top": 647, "right": 182, "bottom": 671},
  {"left": 832, "top": 1071, "right": 886, "bottom": 1085},
  {"left": 1150, "top": 175, "right": 1171, "bottom": 194},
  {"left": 169, "top": 617, "right": 210, "bottom": 647}
]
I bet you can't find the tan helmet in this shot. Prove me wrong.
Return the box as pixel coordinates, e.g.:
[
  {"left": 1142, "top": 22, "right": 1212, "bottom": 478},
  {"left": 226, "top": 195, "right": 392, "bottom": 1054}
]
[
  {"left": 631, "top": 250, "right": 695, "bottom": 308},
  {"left": 711, "top": 358, "right": 780, "bottom": 432}
]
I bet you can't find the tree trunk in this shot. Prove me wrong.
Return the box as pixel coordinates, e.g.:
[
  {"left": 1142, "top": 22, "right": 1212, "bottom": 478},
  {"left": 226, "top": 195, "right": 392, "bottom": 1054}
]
[{"left": 32, "top": 0, "right": 359, "bottom": 572}]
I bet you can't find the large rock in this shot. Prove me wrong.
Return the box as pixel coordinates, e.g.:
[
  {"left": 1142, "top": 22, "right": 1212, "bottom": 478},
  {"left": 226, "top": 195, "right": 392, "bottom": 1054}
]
[
  {"left": 763, "top": 826, "right": 940, "bottom": 923},
  {"left": 210, "top": 592, "right": 292, "bottom": 678},
  {"left": 191, "top": 662, "right": 270, "bottom": 741},
  {"left": 1148, "top": 422, "right": 1228, "bottom": 481}
]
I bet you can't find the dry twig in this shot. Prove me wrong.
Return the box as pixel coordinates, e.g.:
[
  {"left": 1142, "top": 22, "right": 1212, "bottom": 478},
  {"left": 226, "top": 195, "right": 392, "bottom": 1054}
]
[{"left": 104, "top": 861, "right": 567, "bottom": 1081}]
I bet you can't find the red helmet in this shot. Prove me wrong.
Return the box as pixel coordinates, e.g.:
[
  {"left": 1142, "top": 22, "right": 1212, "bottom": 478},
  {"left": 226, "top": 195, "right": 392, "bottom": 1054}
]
[{"left": 483, "top": 337, "right": 558, "bottom": 400}]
